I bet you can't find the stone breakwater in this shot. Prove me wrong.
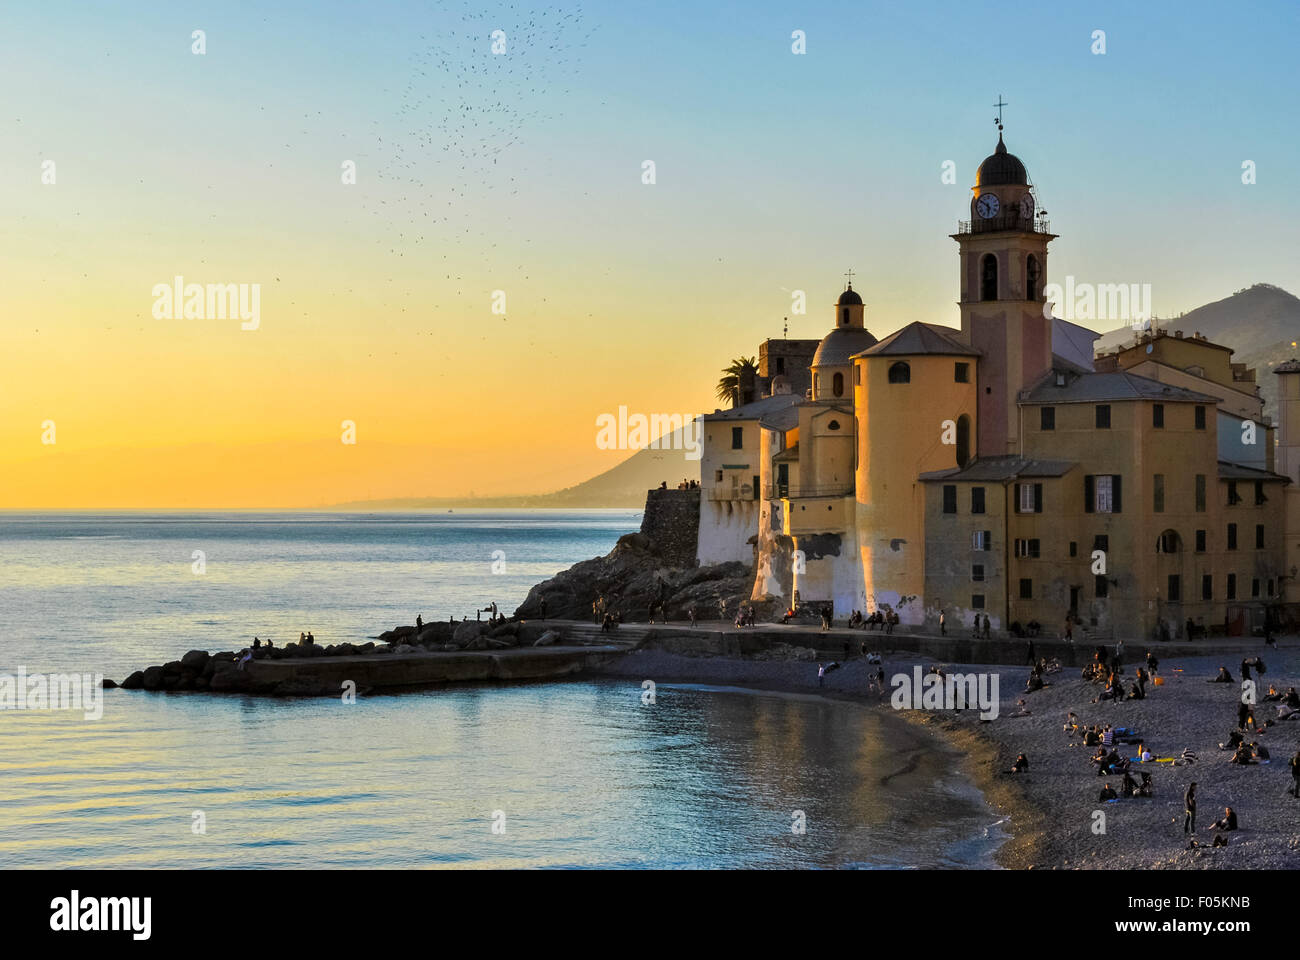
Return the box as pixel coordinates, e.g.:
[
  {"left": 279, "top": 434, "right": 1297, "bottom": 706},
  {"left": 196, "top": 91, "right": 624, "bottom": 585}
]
[{"left": 105, "top": 619, "right": 624, "bottom": 697}]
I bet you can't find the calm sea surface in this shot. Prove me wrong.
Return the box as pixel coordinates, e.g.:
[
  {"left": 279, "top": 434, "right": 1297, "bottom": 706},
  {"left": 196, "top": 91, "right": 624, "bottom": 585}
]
[{"left": 0, "top": 511, "right": 1004, "bottom": 868}]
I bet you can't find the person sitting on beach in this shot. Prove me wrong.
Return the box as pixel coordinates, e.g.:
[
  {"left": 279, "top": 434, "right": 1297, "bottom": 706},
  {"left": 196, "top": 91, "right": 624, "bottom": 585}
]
[
  {"left": 1210, "top": 666, "right": 1233, "bottom": 683},
  {"left": 1121, "top": 770, "right": 1139, "bottom": 797},
  {"left": 1230, "top": 742, "right": 1255, "bottom": 765},
  {"left": 1178, "top": 747, "right": 1198, "bottom": 765},
  {"left": 1010, "top": 753, "right": 1029, "bottom": 774},
  {"left": 1286, "top": 688, "right": 1300, "bottom": 710},
  {"left": 1137, "top": 743, "right": 1153, "bottom": 762},
  {"left": 1084, "top": 726, "right": 1102, "bottom": 746},
  {"left": 1064, "top": 712, "right": 1081, "bottom": 735},
  {"left": 253, "top": 637, "right": 261, "bottom": 649},
  {"left": 266, "top": 638, "right": 274, "bottom": 648},
  {"left": 781, "top": 606, "right": 795, "bottom": 624},
  {"left": 1220, "top": 729, "right": 1245, "bottom": 751},
  {"left": 1208, "top": 807, "right": 1238, "bottom": 831},
  {"left": 1008, "top": 699, "right": 1031, "bottom": 718},
  {"left": 1098, "top": 783, "right": 1118, "bottom": 801},
  {"left": 300, "top": 632, "right": 306, "bottom": 644},
  {"left": 1025, "top": 670, "right": 1043, "bottom": 693},
  {"left": 1251, "top": 741, "right": 1270, "bottom": 762},
  {"left": 1264, "top": 684, "right": 1282, "bottom": 702}
]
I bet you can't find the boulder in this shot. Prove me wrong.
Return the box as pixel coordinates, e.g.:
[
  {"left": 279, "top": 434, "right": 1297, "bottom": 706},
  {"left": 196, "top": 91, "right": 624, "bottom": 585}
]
[
  {"left": 356, "top": 641, "right": 375, "bottom": 654},
  {"left": 161, "top": 660, "right": 184, "bottom": 677},
  {"left": 534, "top": 630, "right": 561, "bottom": 647},
  {"left": 141, "top": 666, "right": 165, "bottom": 690},
  {"left": 452, "top": 621, "right": 483, "bottom": 647},
  {"left": 101, "top": 677, "right": 118, "bottom": 689},
  {"left": 180, "top": 650, "right": 210, "bottom": 671},
  {"left": 120, "top": 671, "right": 144, "bottom": 690}
]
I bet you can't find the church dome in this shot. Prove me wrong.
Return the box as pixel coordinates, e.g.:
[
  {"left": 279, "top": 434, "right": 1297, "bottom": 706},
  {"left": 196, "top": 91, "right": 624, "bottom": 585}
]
[
  {"left": 837, "top": 284, "right": 863, "bottom": 306},
  {"left": 812, "top": 326, "right": 878, "bottom": 368},
  {"left": 976, "top": 133, "right": 1027, "bottom": 187}
]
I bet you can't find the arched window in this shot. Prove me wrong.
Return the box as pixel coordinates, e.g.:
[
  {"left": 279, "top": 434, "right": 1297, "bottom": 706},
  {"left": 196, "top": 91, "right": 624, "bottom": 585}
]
[
  {"left": 981, "top": 254, "right": 998, "bottom": 301},
  {"left": 1027, "top": 255, "right": 1041, "bottom": 301},
  {"left": 956, "top": 414, "right": 971, "bottom": 468},
  {"left": 832, "top": 372, "right": 844, "bottom": 397},
  {"left": 888, "top": 361, "right": 911, "bottom": 384},
  {"left": 827, "top": 420, "right": 840, "bottom": 430},
  {"left": 841, "top": 308, "right": 849, "bottom": 325},
  {"left": 1156, "top": 530, "right": 1181, "bottom": 554},
  {"left": 814, "top": 373, "right": 820, "bottom": 394}
]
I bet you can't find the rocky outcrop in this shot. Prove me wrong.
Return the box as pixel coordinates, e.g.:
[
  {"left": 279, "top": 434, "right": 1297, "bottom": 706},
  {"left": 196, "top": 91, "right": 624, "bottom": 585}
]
[{"left": 515, "top": 530, "right": 753, "bottom": 623}]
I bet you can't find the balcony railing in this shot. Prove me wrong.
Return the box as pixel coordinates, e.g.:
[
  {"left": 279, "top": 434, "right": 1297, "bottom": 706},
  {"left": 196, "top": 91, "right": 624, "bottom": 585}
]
[
  {"left": 766, "top": 483, "right": 855, "bottom": 500},
  {"left": 956, "top": 214, "right": 1051, "bottom": 235}
]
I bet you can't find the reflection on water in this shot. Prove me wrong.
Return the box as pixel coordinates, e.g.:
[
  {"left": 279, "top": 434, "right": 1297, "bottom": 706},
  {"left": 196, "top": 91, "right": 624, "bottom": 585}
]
[{"left": 0, "top": 681, "right": 1002, "bottom": 869}]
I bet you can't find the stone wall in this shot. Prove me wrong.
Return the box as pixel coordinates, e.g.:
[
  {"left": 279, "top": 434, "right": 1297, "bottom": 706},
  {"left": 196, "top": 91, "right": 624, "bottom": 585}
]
[{"left": 641, "top": 488, "right": 701, "bottom": 567}]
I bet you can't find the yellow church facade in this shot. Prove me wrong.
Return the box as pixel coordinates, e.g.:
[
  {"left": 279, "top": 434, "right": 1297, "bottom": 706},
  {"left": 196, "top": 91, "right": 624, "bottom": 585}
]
[{"left": 696, "top": 130, "right": 1297, "bottom": 641}]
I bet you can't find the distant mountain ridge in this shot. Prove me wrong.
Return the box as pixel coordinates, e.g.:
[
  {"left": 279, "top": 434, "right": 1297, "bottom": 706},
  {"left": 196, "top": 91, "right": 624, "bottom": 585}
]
[
  {"left": 1094, "top": 283, "right": 1300, "bottom": 422},
  {"left": 328, "top": 437, "right": 699, "bottom": 510}
]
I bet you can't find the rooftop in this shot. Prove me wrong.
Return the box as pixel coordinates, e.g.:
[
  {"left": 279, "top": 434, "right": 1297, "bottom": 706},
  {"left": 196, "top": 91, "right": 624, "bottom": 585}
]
[
  {"left": 919, "top": 455, "right": 1077, "bottom": 483},
  {"left": 855, "top": 322, "right": 977, "bottom": 358},
  {"left": 701, "top": 393, "right": 802, "bottom": 422},
  {"left": 1020, "top": 368, "right": 1221, "bottom": 405}
]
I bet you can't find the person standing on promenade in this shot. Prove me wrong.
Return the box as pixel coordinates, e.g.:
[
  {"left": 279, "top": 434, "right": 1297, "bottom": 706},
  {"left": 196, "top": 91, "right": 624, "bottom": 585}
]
[
  {"left": 1026, "top": 640, "right": 1036, "bottom": 665},
  {"left": 939, "top": 610, "right": 946, "bottom": 636},
  {"left": 1290, "top": 750, "right": 1300, "bottom": 798},
  {"left": 982, "top": 614, "right": 991, "bottom": 639},
  {"left": 817, "top": 663, "right": 825, "bottom": 687},
  {"left": 1064, "top": 616, "right": 1073, "bottom": 642},
  {"left": 1184, "top": 783, "right": 1197, "bottom": 833}
]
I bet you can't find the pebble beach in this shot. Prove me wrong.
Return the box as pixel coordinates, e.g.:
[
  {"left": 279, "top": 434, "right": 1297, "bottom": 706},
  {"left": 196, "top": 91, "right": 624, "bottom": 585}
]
[{"left": 593, "top": 636, "right": 1300, "bottom": 869}]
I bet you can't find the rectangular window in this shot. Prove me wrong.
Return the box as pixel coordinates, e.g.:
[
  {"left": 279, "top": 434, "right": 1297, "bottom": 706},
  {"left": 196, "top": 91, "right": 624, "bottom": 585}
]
[
  {"left": 1252, "top": 578, "right": 1261, "bottom": 599},
  {"left": 1086, "top": 474, "right": 1121, "bottom": 513},
  {"left": 1093, "top": 534, "right": 1109, "bottom": 553},
  {"left": 1256, "top": 524, "right": 1265, "bottom": 549},
  {"left": 1268, "top": 579, "right": 1275, "bottom": 597},
  {"left": 1228, "top": 481, "right": 1241, "bottom": 506},
  {"left": 971, "top": 594, "right": 985, "bottom": 610},
  {"left": 1201, "top": 575, "right": 1213, "bottom": 601},
  {"left": 1014, "top": 482, "right": 1043, "bottom": 514},
  {"left": 1019, "top": 578, "right": 1033, "bottom": 600},
  {"left": 1152, "top": 404, "right": 1164, "bottom": 428},
  {"left": 1040, "top": 407, "right": 1055, "bottom": 431},
  {"left": 1167, "top": 575, "right": 1181, "bottom": 602},
  {"left": 854, "top": 365, "right": 860, "bottom": 385},
  {"left": 1227, "top": 523, "right": 1237, "bottom": 550},
  {"left": 954, "top": 362, "right": 969, "bottom": 383},
  {"left": 776, "top": 357, "right": 785, "bottom": 375},
  {"left": 1255, "top": 481, "right": 1266, "bottom": 506},
  {"left": 1194, "top": 405, "right": 1206, "bottom": 430},
  {"left": 971, "top": 487, "right": 986, "bottom": 514},
  {"left": 942, "top": 485, "right": 957, "bottom": 514},
  {"left": 714, "top": 469, "right": 724, "bottom": 483},
  {"left": 972, "top": 564, "right": 985, "bottom": 582},
  {"left": 1227, "top": 573, "right": 1236, "bottom": 600},
  {"left": 1095, "top": 574, "right": 1109, "bottom": 598},
  {"left": 1015, "top": 539, "right": 1041, "bottom": 559},
  {"left": 1195, "top": 529, "right": 1206, "bottom": 553},
  {"left": 1069, "top": 541, "right": 1078, "bottom": 558},
  {"left": 731, "top": 427, "right": 744, "bottom": 450},
  {"left": 971, "top": 530, "right": 991, "bottom": 551},
  {"left": 1195, "top": 474, "right": 1206, "bottom": 512},
  {"left": 1153, "top": 474, "right": 1165, "bottom": 513},
  {"left": 1095, "top": 405, "right": 1111, "bottom": 429}
]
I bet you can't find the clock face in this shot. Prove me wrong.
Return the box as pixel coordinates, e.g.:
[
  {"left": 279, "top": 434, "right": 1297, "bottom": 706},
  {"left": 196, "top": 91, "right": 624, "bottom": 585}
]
[
  {"left": 1019, "top": 194, "right": 1035, "bottom": 220},
  {"left": 976, "top": 193, "right": 1000, "bottom": 219}
]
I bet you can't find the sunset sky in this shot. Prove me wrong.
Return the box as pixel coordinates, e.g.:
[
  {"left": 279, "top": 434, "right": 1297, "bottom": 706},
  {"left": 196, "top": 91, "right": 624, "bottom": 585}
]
[{"left": 2, "top": 0, "right": 1298, "bottom": 508}]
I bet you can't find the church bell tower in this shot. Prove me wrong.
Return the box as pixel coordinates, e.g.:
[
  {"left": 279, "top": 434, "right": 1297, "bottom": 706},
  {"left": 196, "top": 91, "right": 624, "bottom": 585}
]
[{"left": 953, "top": 108, "right": 1056, "bottom": 457}]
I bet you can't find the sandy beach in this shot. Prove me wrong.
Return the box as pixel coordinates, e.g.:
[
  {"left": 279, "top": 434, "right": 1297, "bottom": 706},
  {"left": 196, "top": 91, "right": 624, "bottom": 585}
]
[{"left": 593, "top": 636, "right": 1300, "bottom": 869}]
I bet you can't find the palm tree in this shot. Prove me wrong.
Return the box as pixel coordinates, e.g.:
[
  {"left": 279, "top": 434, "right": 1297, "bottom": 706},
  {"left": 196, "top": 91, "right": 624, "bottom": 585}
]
[{"left": 716, "top": 356, "right": 757, "bottom": 408}]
